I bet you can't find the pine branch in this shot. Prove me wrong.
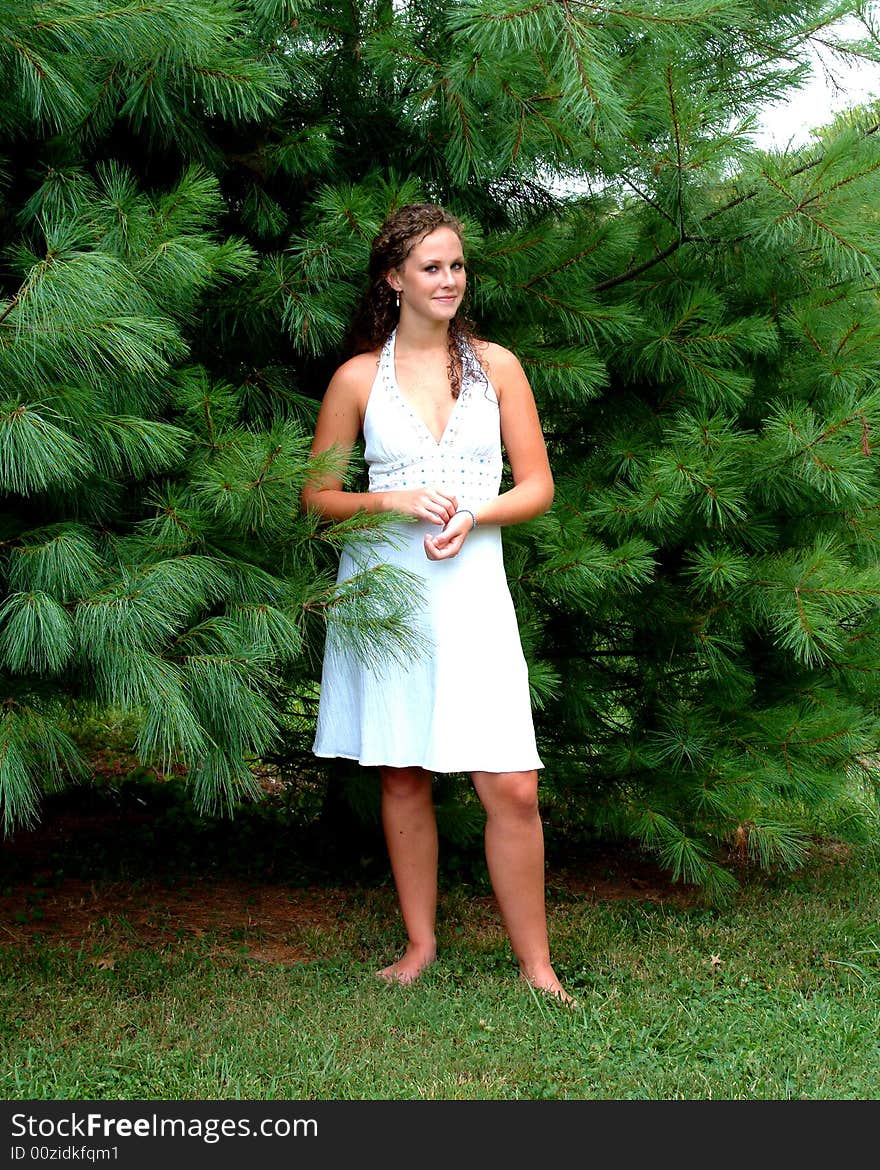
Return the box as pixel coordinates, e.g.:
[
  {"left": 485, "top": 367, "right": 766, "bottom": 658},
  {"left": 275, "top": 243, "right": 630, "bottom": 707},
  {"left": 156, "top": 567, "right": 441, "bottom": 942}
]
[
  {"left": 595, "top": 120, "right": 880, "bottom": 293},
  {"left": 592, "top": 236, "right": 689, "bottom": 292}
]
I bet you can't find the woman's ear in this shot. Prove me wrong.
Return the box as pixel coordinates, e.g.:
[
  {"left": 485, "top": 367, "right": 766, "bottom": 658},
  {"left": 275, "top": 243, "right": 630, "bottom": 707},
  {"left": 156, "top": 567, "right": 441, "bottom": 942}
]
[{"left": 385, "top": 269, "right": 402, "bottom": 294}]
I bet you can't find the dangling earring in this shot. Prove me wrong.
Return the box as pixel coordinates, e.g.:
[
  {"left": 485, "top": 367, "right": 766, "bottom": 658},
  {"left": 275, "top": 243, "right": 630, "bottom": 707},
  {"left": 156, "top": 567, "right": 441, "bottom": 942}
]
[{"left": 395, "top": 291, "right": 400, "bottom": 309}]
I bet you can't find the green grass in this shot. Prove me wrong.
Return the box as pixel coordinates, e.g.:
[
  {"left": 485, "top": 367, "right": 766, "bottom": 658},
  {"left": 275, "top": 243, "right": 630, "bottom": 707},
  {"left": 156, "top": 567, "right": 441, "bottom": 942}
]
[{"left": 3, "top": 852, "right": 880, "bottom": 1100}]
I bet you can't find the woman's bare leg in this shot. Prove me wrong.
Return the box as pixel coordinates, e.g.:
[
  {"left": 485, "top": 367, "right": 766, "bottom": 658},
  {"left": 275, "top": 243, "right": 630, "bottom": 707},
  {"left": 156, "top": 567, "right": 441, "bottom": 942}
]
[
  {"left": 471, "top": 769, "right": 572, "bottom": 1002},
  {"left": 377, "top": 765, "right": 438, "bottom": 984}
]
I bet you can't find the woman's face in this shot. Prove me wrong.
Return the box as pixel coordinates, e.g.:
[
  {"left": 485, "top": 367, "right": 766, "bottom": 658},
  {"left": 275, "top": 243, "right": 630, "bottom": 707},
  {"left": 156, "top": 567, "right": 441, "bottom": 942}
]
[{"left": 387, "top": 226, "right": 466, "bottom": 323}]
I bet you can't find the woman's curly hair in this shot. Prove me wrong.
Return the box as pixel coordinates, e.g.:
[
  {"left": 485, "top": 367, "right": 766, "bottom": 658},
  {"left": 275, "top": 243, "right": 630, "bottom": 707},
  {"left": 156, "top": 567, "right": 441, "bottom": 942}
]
[{"left": 344, "top": 203, "right": 481, "bottom": 399}]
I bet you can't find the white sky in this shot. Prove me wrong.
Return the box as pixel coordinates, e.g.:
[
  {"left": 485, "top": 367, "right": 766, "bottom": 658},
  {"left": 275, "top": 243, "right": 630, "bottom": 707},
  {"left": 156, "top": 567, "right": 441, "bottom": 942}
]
[{"left": 756, "top": 16, "right": 880, "bottom": 147}]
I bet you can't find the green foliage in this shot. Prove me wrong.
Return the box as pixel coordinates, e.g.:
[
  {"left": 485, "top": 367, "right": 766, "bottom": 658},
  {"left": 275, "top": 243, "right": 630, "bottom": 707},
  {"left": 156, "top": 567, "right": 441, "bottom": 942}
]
[{"left": 2, "top": 0, "right": 880, "bottom": 892}]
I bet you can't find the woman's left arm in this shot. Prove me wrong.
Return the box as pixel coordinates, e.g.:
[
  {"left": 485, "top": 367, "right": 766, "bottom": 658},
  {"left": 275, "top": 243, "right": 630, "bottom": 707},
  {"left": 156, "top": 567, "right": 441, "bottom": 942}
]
[
  {"left": 472, "top": 344, "right": 554, "bottom": 526},
  {"left": 424, "top": 345, "right": 552, "bottom": 560}
]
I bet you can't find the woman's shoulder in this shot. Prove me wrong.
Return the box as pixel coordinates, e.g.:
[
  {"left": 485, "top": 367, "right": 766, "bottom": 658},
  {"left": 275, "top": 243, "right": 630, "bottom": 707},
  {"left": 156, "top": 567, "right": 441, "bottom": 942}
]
[
  {"left": 332, "top": 348, "right": 382, "bottom": 383},
  {"left": 471, "top": 339, "right": 525, "bottom": 385},
  {"left": 325, "top": 348, "right": 383, "bottom": 401}
]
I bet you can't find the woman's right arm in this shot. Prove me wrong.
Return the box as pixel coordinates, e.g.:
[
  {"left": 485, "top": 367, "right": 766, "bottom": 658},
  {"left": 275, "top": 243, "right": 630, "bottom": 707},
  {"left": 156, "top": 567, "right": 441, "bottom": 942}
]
[
  {"left": 301, "top": 357, "right": 458, "bottom": 526},
  {"left": 301, "top": 357, "right": 378, "bottom": 521}
]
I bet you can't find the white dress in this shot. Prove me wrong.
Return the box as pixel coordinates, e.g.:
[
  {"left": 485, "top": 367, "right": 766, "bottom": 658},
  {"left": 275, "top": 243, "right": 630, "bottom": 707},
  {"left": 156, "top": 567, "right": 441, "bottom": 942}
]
[{"left": 312, "top": 329, "right": 543, "bottom": 774}]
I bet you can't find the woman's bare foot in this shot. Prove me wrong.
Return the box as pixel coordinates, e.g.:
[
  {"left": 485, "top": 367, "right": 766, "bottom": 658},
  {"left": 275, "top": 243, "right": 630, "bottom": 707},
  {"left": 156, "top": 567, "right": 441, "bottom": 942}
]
[
  {"left": 519, "top": 964, "right": 576, "bottom": 1006},
  {"left": 376, "top": 944, "right": 436, "bottom": 986}
]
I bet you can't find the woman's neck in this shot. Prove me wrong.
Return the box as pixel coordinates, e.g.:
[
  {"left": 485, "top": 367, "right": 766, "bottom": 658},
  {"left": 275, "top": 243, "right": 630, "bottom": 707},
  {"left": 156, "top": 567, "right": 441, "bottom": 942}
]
[{"left": 394, "top": 314, "right": 450, "bottom": 354}]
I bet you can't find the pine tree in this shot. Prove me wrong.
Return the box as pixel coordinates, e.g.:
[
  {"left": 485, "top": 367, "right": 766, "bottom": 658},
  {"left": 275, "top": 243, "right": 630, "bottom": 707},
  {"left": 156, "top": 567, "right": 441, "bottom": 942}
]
[
  {"left": 0, "top": 0, "right": 418, "bottom": 828},
  {"left": 3, "top": 0, "right": 880, "bottom": 895}
]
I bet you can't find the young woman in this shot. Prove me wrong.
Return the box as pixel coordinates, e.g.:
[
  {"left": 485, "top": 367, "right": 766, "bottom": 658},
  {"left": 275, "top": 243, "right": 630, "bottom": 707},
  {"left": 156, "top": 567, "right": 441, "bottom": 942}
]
[{"left": 302, "top": 203, "right": 571, "bottom": 1003}]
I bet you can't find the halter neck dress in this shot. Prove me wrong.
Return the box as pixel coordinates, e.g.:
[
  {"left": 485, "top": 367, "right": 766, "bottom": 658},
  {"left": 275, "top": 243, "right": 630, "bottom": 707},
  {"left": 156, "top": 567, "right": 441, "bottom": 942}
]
[{"left": 312, "top": 329, "right": 543, "bottom": 774}]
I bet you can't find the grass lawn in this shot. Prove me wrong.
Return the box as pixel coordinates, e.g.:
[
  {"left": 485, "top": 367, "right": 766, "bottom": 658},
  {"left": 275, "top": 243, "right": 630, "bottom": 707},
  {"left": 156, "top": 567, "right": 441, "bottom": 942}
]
[{"left": 2, "top": 790, "right": 880, "bottom": 1100}]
